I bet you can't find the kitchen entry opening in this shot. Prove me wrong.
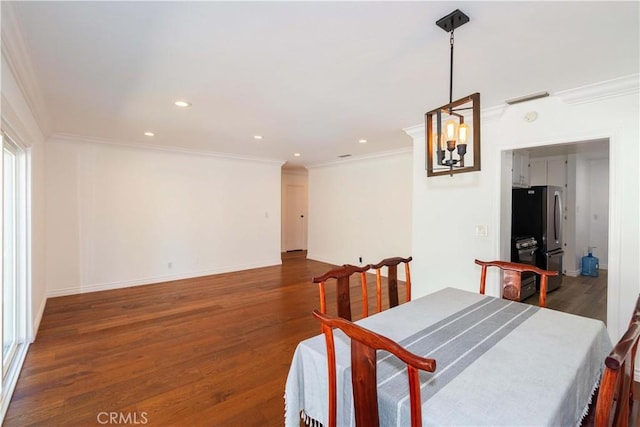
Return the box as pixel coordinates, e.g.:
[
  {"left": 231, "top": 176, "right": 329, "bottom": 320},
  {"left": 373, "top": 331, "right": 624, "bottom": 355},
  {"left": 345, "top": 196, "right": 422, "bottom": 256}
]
[{"left": 501, "top": 138, "right": 609, "bottom": 324}]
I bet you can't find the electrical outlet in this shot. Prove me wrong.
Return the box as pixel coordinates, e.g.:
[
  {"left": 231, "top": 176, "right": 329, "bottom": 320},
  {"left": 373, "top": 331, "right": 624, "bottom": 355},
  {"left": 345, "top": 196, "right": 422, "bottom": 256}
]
[{"left": 475, "top": 225, "right": 488, "bottom": 237}]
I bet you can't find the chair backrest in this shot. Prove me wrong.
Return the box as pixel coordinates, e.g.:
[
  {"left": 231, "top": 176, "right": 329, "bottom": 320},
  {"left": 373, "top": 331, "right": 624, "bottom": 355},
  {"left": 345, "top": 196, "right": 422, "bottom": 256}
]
[
  {"left": 370, "top": 256, "right": 412, "bottom": 313},
  {"left": 474, "top": 259, "right": 558, "bottom": 308},
  {"left": 312, "top": 309, "right": 436, "bottom": 427},
  {"left": 594, "top": 294, "right": 640, "bottom": 427},
  {"left": 312, "top": 264, "right": 371, "bottom": 321}
]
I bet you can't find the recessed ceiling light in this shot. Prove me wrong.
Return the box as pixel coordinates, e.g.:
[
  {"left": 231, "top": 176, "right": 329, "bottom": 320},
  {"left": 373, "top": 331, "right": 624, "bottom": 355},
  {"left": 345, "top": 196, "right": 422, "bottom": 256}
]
[
  {"left": 174, "top": 100, "right": 192, "bottom": 108},
  {"left": 254, "top": 135, "right": 263, "bottom": 140},
  {"left": 359, "top": 139, "right": 367, "bottom": 144},
  {"left": 294, "top": 153, "right": 301, "bottom": 157},
  {"left": 144, "top": 132, "right": 155, "bottom": 137}
]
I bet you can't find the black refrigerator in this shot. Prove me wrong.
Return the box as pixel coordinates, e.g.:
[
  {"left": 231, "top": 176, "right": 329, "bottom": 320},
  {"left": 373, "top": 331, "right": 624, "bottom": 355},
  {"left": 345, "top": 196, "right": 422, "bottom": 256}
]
[{"left": 511, "top": 186, "right": 563, "bottom": 292}]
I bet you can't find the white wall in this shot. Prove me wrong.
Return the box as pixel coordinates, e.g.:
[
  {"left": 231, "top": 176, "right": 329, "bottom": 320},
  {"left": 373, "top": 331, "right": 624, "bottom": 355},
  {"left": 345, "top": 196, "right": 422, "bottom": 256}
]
[
  {"left": 307, "top": 150, "right": 412, "bottom": 273},
  {"left": 45, "top": 138, "right": 283, "bottom": 296},
  {"left": 589, "top": 158, "right": 609, "bottom": 268},
  {"left": 1, "top": 53, "right": 47, "bottom": 337},
  {"left": 407, "top": 76, "right": 639, "bottom": 343},
  {"left": 570, "top": 153, "right": 591, "bottom": 275}
]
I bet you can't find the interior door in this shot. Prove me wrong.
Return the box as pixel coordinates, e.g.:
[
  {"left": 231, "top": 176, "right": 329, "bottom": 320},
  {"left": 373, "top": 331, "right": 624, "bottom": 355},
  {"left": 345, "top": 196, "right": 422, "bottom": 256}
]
[{"left": 285, "top": 185, "right": 306, "bottom": 251}]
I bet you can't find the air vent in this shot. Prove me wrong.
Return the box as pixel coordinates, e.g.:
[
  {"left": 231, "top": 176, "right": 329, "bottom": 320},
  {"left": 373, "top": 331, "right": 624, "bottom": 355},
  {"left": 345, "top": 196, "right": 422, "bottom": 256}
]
[
  {"left": 505, "top": 91, "right": 549, "bottom": 105},
  {"left": 338, "top": 154, "right": 352, "bottom": 158}
]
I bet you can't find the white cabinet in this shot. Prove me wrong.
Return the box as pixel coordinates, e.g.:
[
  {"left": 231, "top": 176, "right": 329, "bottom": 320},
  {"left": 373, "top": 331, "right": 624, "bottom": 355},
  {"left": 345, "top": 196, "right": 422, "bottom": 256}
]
[
  {"left": 529, "top": 157, "right": 567, "bottom": 188},
  {"left": 512, "top": 151, "right": 530, "bottom": 187},
  {"left": 547, "top": 158, "right": 567, "bottom": 188},
  {"left": 529, "top": 160, "right": 547, "bottom": 186}
]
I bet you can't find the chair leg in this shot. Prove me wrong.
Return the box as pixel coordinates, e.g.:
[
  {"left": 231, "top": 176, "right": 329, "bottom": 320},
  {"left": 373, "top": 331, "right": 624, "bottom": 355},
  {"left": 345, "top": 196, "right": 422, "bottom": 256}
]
[
  {"left": 479, "top": 266, "right": 487, "bottom": 295},
  {"left": 404, "top": 263, "right": 411, "bottom": 302},
  {"left": 375, "top": 269, "right": 382, "bottom": 313},
  {"left": 360, "top": 272, "right": 368, "bottom": 318},
  {"left": 539, "top": 276, "right": 547, "bottom": 308}
]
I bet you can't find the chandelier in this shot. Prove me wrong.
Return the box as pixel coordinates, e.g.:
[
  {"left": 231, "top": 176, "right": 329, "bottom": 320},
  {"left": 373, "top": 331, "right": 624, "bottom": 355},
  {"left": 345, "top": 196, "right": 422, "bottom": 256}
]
[{"left": 425, "top": 9, "right": 481, "bottom": 177}]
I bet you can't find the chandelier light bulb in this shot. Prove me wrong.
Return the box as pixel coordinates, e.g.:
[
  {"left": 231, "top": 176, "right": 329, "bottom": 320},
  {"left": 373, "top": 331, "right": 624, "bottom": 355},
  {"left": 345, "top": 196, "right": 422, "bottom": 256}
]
[
  {"left": 458, "top": 123, "right": 470, "bottom": 144},
  {"left": 444, "top": 119, "right": 458, "bottom": 141}
]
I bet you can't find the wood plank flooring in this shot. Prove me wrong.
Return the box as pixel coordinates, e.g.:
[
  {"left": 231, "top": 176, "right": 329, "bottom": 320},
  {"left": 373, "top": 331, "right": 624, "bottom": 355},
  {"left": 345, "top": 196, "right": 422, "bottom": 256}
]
[
  {"left": 521, "top": 270, "right": 607, "bottom": 323},
  {"left": 2, "top": 254, "right": 625, "bottom": 426},
  {"left": 4, "top": 252, "right": 362, "bottom": 426}
]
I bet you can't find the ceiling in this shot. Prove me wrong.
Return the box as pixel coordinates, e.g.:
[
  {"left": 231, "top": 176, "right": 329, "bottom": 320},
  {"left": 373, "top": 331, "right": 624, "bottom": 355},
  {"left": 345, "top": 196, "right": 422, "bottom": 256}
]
[{"left": 4, "top": 1, "right": 639, "bottom": 168}]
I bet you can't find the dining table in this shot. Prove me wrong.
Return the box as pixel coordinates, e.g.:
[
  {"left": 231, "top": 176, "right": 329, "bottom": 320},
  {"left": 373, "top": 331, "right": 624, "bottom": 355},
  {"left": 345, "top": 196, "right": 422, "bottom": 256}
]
[{"left": 284, "top": 287, "right": 612, "bottom": 426}]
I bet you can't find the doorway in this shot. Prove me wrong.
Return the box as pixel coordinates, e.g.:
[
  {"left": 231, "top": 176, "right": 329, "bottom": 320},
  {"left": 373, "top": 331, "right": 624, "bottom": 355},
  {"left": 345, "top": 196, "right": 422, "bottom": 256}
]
[
  {"left": 281, "top": 169, "right": 308, "bottom": 253},
  {"left": 285, "top": 185, "right": 306, "bottom": 251},
  {"left": 505, "top": 139, "right": 610, "bottom": 322}
]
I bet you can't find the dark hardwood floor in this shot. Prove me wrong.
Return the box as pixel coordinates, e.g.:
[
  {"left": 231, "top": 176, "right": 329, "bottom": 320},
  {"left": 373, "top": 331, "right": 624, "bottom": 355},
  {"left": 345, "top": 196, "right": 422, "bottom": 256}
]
[
  {"left": 3, "top": 255, "right": 631, "bottom": 426},
  {"left": 5, "top": 251, "right": 337, "bottom": 426},
  {"left": 522, "top": 270, "right": 607, "bottom": 323}
]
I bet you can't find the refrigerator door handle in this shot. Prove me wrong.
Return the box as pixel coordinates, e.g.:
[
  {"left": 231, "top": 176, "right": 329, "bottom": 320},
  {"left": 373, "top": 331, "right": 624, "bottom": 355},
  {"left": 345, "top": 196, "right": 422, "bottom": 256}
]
[{"left": 554, "top": 190, "right": 562, "bottom": 245}]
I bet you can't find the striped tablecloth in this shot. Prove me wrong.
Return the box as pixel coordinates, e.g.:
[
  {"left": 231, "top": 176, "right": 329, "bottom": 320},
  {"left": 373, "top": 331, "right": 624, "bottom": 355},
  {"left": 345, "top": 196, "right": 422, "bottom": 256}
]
[{"left": 284, "top": 287, "right": 612, "bottom": 426}]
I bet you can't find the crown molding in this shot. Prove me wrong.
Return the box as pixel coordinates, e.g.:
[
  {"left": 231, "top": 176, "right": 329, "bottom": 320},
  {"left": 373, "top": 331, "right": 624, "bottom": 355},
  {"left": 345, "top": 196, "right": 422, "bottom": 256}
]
[
  {"left": 48, "top": 133, "right": 286, "bottom": 166},
  {"left": 1, "top": 3, "right": 53, "bottom": 136},
  {"left": 306, "top": 147, "right": 412, "bottom": 169},
  {"left": 404, "top": 75, "right": 639, "bottom": 140},
  {"left": 481, "top": 104, "right": 507, "bottom": 122},
  {"left": 556, "top": 74, "right": 639, "bottom": 105},
  {"left": 402, "top": 124, "right": 424, "bottom": 140}
]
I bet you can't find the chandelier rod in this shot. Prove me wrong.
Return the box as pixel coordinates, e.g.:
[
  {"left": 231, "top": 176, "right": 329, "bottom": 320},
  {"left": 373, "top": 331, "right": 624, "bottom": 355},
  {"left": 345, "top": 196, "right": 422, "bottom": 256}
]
[{"left": 449, "top": 29, "right": 454, "bottom": 105}]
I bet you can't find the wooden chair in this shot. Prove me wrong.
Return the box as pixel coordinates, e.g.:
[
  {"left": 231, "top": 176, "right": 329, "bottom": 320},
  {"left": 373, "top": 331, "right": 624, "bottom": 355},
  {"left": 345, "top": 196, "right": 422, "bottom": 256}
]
[
  {"left": 370, "top": 256, "right": 412, "bottom": 313},
  {"left": 594, "top": 294, "right": 640, "bottom": 427},
  {"left": 312, "top": 264, "right": 372, "bottom": 321},
  {"left": 312, "top": 309, "right": 436, "bottom": 427},
  {"left": 474, "top": 259, "right": 558, "bottom": 308}
]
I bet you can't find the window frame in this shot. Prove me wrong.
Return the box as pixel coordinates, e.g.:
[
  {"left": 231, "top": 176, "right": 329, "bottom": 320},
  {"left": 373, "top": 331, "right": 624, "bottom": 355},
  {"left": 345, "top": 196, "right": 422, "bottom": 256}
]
[{"left": 0, "top": 127, "right": 31, "bottom": 420}]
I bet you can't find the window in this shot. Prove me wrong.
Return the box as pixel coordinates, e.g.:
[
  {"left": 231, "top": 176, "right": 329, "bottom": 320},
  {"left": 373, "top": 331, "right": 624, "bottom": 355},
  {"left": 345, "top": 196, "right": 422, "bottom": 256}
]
[
  {"left": 1, "top": 131, "right": 29, "bottom": 419},
  {"left": 3, "top": 137, "right": 17, "bottom": 372}
]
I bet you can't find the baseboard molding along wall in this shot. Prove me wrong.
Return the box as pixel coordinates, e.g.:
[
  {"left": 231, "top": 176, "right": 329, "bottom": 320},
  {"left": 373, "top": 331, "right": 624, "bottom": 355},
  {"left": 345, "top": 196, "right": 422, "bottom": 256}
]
[
  {"left": 47, "top": 258, "right": 283, "bottom": 298},
  {"left": 31, "top": 296, "right": 47, "bottom": 341}
]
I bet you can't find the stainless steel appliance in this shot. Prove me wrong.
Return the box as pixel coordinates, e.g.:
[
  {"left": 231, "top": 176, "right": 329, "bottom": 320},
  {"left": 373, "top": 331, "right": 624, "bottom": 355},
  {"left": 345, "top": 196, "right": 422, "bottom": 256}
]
[
  {"left": 511, "top": 186, "right": 564, "bottom": 292},
  {"left": 511, "top": 236, "right": 538, "bottom": 300}
]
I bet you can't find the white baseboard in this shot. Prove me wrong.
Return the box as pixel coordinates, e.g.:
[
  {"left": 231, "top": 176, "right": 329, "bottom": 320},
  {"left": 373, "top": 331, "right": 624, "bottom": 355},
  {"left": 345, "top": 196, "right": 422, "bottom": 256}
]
[
  {"left": 305, "top": 253, "right": 341, "bottom": 267},
  {"left": 31, "top": 295, "right": 47, "bottom": 341},
  {"left": 306, "top": 253, "right": 372, "bottom": 271},
  {"left": 565, "top": 269, "right": 581, "bottom": 277},
  {"left": 306, "top": 253, "right": 406, "bottom": 280},
  {"left": 47, "top": 258, "right": 282, "bottom": 297},
  {"left": 565, "top": 267, "right": 608, "bottom": 278}
]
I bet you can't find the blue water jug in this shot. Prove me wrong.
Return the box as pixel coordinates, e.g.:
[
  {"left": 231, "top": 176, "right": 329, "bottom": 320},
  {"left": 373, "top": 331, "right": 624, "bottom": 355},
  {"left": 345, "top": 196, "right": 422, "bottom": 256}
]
[{"left": 581, "top": 247, "right": 599, "bottom": 277}]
